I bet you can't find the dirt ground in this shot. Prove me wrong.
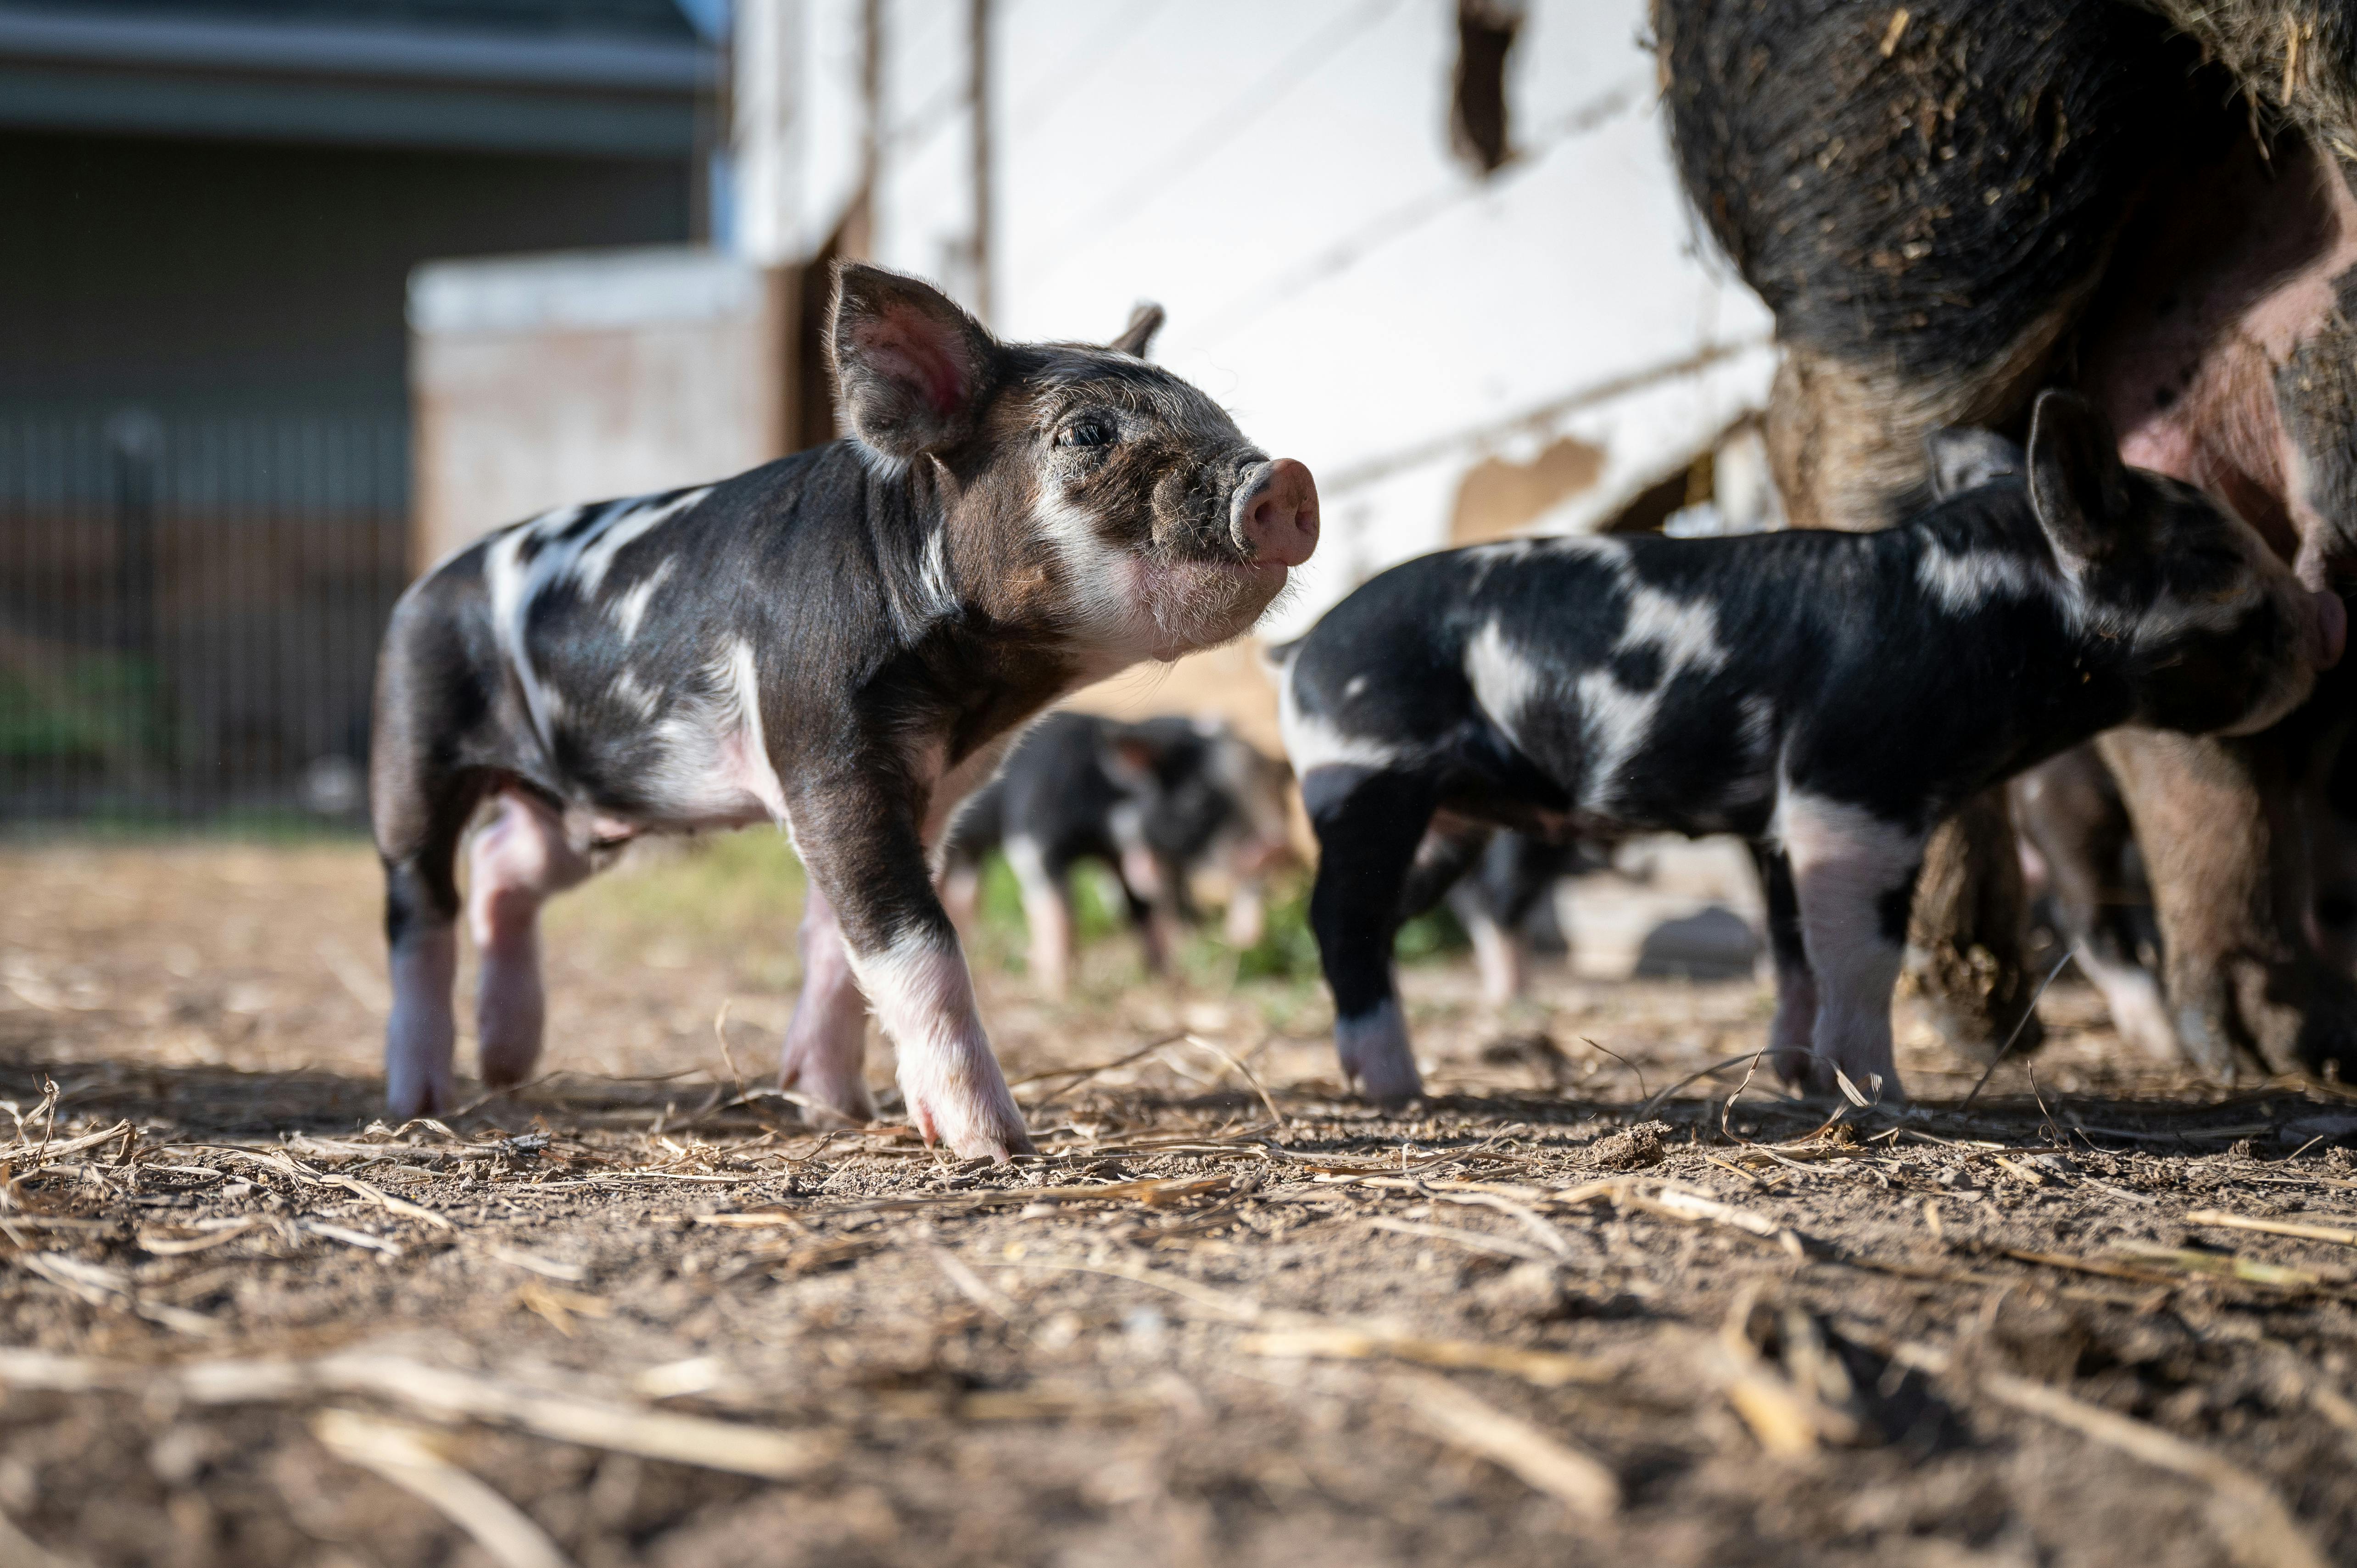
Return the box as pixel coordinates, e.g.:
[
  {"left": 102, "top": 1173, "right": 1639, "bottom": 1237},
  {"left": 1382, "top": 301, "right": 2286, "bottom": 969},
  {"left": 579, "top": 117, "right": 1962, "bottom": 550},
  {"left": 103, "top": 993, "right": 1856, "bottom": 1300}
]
[{"left": 6, "top": 837, "right": 2357, "bottom": 1568}]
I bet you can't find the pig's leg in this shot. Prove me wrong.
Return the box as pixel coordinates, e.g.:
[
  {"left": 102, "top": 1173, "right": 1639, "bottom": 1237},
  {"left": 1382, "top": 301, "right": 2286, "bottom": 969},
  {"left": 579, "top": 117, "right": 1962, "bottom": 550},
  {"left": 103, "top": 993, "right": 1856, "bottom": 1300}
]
[
  {"left": 1223, "top": 877, "right": 1266, "bottom": 948},
  {"left": 1447, "top": 881, "right": 1523, "bottom": 1005},
  {"left": 1765, "top": 351, "right": 2049, "bottom": 1065},
  {"left": 1303, "top": 769, "right": 1444, "bottom": 1104},
  {"left": 1002, "top": 834, "right": 1073, "bottom": 998},
  {"left": 1112, "top": 871, "right": 1168, "bottom": 975},
  {"left": 1488, "top": 834, "right": 1571, "bottom": 998},
  {"left": 776, "top": 882, "right": 879, "bottom": 1125},
  {"left": 792, "top": 782, "right": 1032, "bottom": 1161},
  {"left": 1748, "top": 842, "right": 1818, "bottom": 1087},
  {"left": 1777, "top": 794, "right": 1924, "bottom": 1100},
  {"left": 1115, "top": 845, "right": 1180, "bottom": 976},
  {"left": 1906, "top": 792, "right": 2043, "bottom": 1061},
  {"left": 372, "top": 759, "right": 486, "bottom": 1122},
  {"left": 2012, "top": 750, "right": 2177, "bottom": 1062},
  {"left": 2075, "top": 927, "right": 2179, "bottom": 1066},
  {"left": 464, "top": 791, "right": 592, "bottom": 1087},
  {"left": 2101, "top": 723, "right": 2357, "bottom": 1079}
]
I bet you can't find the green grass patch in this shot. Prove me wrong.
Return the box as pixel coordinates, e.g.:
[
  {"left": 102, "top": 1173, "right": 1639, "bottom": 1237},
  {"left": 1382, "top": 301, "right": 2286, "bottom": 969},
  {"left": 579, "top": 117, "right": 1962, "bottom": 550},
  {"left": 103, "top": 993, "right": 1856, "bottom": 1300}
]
[
  {"left": 966, "top": 853, "right": 1463, "bottom": 984},
  {"left": 546, "top": 830, "right": 808, "bottom": 990},
  {"left": 516, "top": 833, "right": 1462, "bottom": 1001}
]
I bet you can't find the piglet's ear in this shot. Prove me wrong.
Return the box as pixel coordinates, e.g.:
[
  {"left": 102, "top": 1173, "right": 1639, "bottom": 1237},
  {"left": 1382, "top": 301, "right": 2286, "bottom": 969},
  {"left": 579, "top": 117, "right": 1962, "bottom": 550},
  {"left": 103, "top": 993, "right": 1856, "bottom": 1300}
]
[
  {"left": 1923, "top": 426, "right": 2022, "bottom": 501},
  {"left": 829, "top": 263, "right": 999, "bottom": 459},
  {"left": 2026, "top": 389, "right": 2134, "bottom": 572},
  {"left": 1109, "top": 302, "right": 1165, "bottom": 359}
]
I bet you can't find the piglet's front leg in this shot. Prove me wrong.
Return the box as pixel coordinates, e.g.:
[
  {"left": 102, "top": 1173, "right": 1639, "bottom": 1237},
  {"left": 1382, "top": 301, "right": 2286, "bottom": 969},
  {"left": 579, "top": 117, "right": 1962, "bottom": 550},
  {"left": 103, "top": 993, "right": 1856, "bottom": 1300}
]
[{"left": 792, "top": 782, "right": 1033, "bottom": 1162}]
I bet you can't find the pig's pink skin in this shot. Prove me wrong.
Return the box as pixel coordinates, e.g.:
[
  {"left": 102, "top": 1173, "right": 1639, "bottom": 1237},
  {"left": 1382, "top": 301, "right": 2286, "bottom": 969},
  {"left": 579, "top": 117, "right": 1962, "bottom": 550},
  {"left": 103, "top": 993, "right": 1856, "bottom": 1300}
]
[
  {"left": 1335, "top": 1001, "right": 1422, "bottom": 1105},
  {"left": 466, "top": 793, "right": 591, "bottom": 1088},
  {"left": 2094, "top": 138, "right": 2357, "bottom": 567},
  {"left": 776, "top": 885, "right": 879, "bottom": 1126}
]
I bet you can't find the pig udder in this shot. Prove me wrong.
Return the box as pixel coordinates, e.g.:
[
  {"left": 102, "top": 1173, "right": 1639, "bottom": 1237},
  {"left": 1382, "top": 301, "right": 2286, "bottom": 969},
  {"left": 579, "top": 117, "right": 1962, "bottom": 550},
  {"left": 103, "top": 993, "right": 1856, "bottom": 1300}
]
[{"left": 2086, "top": 134, "right": 2357, "bottom": 585}]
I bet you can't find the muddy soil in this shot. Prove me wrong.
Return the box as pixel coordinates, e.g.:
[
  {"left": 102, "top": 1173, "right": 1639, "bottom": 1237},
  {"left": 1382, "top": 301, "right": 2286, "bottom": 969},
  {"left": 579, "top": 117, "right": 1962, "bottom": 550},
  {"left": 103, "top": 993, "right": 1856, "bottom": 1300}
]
[{"left": 5, "top": 838, "right": 2357, "bottom": 1568}]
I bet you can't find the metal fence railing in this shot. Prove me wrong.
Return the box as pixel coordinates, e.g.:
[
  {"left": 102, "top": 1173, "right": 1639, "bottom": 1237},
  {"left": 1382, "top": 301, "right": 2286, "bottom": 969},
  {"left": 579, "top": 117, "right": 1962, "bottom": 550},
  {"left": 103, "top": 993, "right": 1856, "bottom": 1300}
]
[{"left": 0, "top": 410, "right": 411, "bottom": 826}]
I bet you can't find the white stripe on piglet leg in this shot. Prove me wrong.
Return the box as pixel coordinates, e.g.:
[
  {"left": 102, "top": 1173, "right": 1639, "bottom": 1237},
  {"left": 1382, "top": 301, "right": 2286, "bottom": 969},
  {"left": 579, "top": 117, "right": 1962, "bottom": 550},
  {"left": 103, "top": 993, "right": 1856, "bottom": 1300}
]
[
  {"left": 1462, "top": 905, "right": 1524, "bottom": 1005},
  {"left": 850, "top": 928, "right": 1033, "bottom": 1161},
  {"left": 1775, "top": 791, "right": 1922, "bottom": 1101},
  {"left": 1335, "top": 999, "right": 1422, "bottom": 1104},
  {"left": 2078, "top": 953, "right": 2179, "bottom": 1063}
]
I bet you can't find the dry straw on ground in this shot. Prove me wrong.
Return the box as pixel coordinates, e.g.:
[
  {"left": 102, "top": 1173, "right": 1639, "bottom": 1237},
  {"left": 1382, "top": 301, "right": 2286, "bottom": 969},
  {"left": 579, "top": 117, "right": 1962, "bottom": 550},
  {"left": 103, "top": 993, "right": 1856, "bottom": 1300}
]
[{"left": 6, "top": 841, "right": 2357, "bottom": 1565}]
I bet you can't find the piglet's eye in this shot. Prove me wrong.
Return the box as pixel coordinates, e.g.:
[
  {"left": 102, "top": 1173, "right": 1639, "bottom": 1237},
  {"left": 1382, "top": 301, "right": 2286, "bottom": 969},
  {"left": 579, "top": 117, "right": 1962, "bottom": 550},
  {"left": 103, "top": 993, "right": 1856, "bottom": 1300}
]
[{"left": 1058, "top": 419, "right": 1116, "bottom": 449}]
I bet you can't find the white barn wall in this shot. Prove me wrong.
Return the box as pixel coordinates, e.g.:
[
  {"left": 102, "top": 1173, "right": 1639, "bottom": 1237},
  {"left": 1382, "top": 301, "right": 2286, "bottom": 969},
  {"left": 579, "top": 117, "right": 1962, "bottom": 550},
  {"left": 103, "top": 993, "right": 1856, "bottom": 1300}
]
[{"left": 832, "top": 0, "right": 1773, "bottom": 632}]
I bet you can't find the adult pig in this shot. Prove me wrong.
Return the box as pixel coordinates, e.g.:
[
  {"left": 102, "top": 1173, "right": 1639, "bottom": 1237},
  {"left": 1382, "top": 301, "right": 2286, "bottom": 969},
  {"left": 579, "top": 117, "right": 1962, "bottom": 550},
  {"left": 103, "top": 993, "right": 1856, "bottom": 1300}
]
[{"left": 1657, "top": 0, "right": 2357, "bottom": 1078}]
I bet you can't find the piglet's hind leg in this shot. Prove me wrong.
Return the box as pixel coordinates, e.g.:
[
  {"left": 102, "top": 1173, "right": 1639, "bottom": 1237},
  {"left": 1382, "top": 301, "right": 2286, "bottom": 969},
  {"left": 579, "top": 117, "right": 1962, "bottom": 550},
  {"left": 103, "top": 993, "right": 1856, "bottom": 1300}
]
[
  {"left": 778, "top": 883, "right": 880, "bottom": 1125},
  {"left": 465, "top": 792, "right": 592, "bottom": 1088},
  {"left": 386, "top": 919, "right": 458, "bottom": 1120},
  {"left": 1003, "top": 835, "right": 1075, "bottom": 999},
  {"left": 374, "top": 752, "right": 480, "bottom": 1121}
]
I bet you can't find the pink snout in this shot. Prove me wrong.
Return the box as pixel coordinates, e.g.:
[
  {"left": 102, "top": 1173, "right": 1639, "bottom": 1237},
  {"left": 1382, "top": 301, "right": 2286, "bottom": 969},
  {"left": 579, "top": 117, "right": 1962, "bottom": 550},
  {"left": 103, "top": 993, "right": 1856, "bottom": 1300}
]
[
  {"left": 1233, "top": 458, "right": 1320, "bottom": 567},
  {"left": 2315, "top": 589, "right": 2347, "bottom": 670}
]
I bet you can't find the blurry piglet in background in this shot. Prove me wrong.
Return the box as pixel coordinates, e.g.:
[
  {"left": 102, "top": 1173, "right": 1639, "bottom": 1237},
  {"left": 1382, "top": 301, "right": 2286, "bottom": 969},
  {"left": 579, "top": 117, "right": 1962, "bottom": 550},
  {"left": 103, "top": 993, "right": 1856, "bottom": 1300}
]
[{"left": 940, "top": 710, "right": 1296, "bottom": 994}]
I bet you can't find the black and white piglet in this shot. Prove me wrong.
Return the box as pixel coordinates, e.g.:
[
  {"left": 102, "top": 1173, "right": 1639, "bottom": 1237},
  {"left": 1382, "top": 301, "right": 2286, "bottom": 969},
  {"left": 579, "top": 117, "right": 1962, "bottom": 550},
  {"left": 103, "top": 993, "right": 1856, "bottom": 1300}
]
[
  {"left": 371, "top": 264, "right": 1318, "bottom": 1160},
  {"left": 1279, "top": 391, "right": 2332, "bottom": 1102},
  {"left": 939, "top": 709, "right": 1294, "bottom": 993}
]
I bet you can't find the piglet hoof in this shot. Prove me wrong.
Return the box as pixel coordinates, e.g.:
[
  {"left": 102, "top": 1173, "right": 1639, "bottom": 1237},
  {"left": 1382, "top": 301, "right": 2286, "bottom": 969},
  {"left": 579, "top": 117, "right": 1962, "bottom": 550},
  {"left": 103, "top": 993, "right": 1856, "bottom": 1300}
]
[
  {"left": 2088, "top": 968, "right": 2179, "bottom": 1065},
  {"left": 384, "top": 1066, "right": 453, "bottom": 1124},
  {"left": 779, "top": 1051, "right": 880, "bottom": 1129},
  {"left": 477, "top": 1043, "right": 542, "bottom": 1092},
  {"left": 1814, "top": 1053, "right": 1905, "bottom": 1107},
  {"left": 1336, "top": 1003, "right": 1423, "bottom": 1106},
  {"left": 901, "top": 1068, "right": 1035, "bottom": 1163},
  {"left": 1766, "top": 1046, "right": 1813, "bottom": 1092},
  {"left": 475, "top": 992, "right": 545, "bottom": 1089}
]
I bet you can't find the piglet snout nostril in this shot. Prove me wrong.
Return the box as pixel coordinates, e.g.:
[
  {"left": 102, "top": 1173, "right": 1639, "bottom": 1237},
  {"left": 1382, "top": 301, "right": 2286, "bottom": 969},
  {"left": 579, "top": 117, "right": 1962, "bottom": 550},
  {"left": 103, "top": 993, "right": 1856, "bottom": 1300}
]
[{"left": 1230, "top": 457, "right": 1320, "bottom": 567}]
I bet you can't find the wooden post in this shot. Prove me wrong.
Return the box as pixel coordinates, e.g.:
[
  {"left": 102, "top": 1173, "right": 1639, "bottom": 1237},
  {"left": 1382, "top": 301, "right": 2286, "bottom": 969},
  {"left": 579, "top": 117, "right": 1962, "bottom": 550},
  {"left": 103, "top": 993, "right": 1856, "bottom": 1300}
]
[{"left": 969, "top": 0, "right": 993, "bottom": 325}]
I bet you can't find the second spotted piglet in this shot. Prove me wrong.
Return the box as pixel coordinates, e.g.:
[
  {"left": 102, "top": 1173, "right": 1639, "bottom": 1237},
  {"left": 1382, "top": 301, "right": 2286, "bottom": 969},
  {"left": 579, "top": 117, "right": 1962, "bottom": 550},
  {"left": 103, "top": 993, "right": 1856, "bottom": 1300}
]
[{"left": 1279, "top": 392, "right": 2337, "bottom": 1103}]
